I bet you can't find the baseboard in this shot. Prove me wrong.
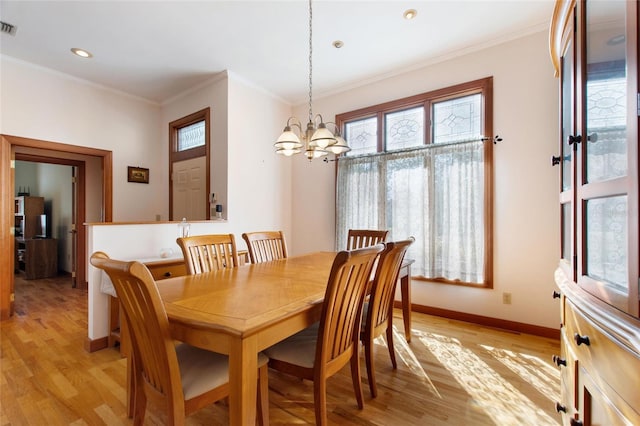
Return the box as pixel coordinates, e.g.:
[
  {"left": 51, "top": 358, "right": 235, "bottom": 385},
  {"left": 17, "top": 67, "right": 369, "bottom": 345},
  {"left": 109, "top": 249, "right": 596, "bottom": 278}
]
[
  {"left": 395, "top": 301, "right": 560, "bottom": 340},
  {"left": 84, "top": 336, "right": 108, "bottom": 353}
]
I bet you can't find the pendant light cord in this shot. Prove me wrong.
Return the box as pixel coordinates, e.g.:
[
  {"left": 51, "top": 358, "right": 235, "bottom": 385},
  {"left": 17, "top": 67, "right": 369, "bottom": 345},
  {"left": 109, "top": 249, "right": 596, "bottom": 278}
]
[{"left": 308, "top": 0, "right": 313, "bottom": 123}]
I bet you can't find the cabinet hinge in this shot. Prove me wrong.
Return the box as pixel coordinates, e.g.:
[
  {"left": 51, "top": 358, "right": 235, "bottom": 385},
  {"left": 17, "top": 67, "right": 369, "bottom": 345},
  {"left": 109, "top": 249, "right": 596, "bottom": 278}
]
[
  {"left": 71, "top": 176, "right": 77, "bottom": 183},
  {"left": 10, "top": 160, "right": 15, "bottom": 169},
  {"left": 71, "top": 271, "right": 76, "bottom": 278}
]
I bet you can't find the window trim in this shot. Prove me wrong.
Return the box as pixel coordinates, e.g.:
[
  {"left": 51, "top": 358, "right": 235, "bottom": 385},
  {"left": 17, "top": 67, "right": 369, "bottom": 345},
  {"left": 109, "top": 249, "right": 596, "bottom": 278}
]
[{"left": 335, "top": 77, "right": 494, "bottom": 288}]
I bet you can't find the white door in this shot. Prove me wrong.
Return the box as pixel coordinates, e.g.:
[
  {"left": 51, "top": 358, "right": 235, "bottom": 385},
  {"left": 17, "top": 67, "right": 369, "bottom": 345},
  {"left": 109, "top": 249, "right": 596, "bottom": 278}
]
[{"left": 172, "top": 156, "right": 207, "bottom": 220}]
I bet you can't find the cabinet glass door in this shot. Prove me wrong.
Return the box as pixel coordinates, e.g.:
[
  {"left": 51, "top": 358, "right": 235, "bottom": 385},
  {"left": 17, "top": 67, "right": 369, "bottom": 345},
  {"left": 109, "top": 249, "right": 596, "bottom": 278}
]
[
  {"left": 584, "top": 0, "right": 627, "bottom": 183},
  {"left": 579, "top": 0, "right": 635, "bottom": 313}
]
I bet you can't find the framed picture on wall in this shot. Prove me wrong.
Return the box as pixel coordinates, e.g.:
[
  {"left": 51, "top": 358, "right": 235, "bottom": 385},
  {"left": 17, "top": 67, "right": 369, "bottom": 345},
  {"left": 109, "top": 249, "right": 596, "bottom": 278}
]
[{"left": 127, "top": 166, "right": 149, "bottom": 184}]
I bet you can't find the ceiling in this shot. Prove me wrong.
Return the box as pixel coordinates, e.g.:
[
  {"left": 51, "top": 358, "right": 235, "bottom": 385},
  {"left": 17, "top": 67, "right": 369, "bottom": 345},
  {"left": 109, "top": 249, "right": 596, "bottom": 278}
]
[{"left": 0, "top": 1, "right": 555, "bottom": 105}]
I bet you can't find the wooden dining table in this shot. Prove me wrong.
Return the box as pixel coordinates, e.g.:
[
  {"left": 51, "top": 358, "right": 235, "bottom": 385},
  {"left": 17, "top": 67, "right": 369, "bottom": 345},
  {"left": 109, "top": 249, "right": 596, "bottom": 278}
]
[
  {"left": 153, "top": 251, "right": 414, "bottom": 425},
  {"left": 157, "top": 251, "right": 335, "bottom": 425}
]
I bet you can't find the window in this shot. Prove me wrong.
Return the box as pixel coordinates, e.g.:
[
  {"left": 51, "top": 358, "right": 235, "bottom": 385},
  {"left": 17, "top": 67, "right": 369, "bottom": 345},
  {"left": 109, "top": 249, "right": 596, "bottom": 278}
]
[
  {"left": 177, "top": 120, "right": 206, "bottom": 152},
  {"left": 335, "top": 77, "right": 493, "bottom": 287}
]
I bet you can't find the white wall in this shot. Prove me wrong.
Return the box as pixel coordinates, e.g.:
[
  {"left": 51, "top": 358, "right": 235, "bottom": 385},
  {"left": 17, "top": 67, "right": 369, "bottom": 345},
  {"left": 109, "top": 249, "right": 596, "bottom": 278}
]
[
  {"left": 290, "top": 30, "right": 560, "bottom": 329},
  {"left": 226, "top": 72, "right": 295, "bottom": 250},
  {"left": 0, "top": 56, "right": 163, "bottom": 222}
]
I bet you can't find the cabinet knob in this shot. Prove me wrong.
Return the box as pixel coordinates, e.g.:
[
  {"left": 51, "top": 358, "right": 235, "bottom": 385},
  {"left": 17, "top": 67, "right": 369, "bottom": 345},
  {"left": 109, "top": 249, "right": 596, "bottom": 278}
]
[
  {"left": 164, "top": 271, "right": 172, "bottom": 277},
  {"left": 570, "top": 419, "right": 583, "bottom": 426},
  {"left": 555, "top": 402, "right": 567, "bottom": 413},
  {"left": 553, "top": 290, "right": 561, "bottom": 299},
  {"left": 574, "top": 333, "right": 590, "bottom": 346},
  {"left": 551, "top": 155, "right": 561, "bottom": 166},
  {"left": 552, "top": 355, "right": 567, "bottom": 367},
  {"left": 567, "top": 134, "right": 582, "bottom": 145}
]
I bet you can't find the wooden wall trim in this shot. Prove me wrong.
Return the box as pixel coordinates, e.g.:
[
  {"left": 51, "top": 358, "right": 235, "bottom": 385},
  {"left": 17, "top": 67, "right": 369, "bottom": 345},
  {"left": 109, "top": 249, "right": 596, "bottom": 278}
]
[
  {"left": 0, "top": 136, "right": 14, "bottom": 320},
  {"left": 84, "top": 336, "right": 109, "bottom": 353},
  {"left": 395, "top": 301, "right": 560, "bottom": 340},
  {"left": 1, "top": 134, "right": 113, "bottom": 320}
]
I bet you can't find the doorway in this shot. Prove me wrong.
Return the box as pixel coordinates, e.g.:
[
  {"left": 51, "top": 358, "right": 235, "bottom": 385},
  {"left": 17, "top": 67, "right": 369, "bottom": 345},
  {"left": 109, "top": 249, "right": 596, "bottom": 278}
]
[
  {"left": 15, "top": 156, "right": 83, "bottom": 287},
  {"left": 0, "top": 134, "right": 113, "bottom": 320}
]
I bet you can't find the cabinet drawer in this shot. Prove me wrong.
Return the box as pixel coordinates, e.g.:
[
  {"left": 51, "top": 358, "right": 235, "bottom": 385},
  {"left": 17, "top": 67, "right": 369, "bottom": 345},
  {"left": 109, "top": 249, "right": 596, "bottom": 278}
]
[
  {"left": 145, "top": 261, "right": 186, "bottom": 280},
  {"left": 564, "top": 300, "right": 640, "bottom": 415}
]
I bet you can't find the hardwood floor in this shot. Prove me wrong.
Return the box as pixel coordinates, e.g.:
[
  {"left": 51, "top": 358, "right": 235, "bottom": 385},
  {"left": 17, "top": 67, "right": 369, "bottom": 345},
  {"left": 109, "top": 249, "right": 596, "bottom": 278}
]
[{"left": 1, "top": 274, "right": 561, "bottom": 425}]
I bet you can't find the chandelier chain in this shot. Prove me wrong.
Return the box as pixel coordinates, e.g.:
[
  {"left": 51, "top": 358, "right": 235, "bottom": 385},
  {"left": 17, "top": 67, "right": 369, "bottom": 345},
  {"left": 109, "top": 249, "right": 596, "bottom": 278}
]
[{"left": 308, "top": 0, "right": 313, "bottom": 122}]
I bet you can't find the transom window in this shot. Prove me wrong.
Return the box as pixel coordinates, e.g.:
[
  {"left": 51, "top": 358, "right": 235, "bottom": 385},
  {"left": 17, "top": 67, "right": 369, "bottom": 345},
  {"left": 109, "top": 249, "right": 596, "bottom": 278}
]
[
  {"left": 336, "top": 77, "right": 493, "bottom": 287},
  {"left": 177, "top": 120, "right": 205, "bottom": 152}
]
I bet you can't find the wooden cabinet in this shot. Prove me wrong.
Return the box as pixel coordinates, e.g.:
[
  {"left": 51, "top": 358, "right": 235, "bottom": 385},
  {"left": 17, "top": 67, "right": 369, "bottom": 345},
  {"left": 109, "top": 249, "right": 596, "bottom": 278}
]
[
  {"left": 550, "top": 1, "right": 640, "bottom": 425},
  {"left": 16, "top": 238, "right": 58, "bottom": 279},
  {"left": 14, "top": 196, "right": 44, "bottom": 239}
]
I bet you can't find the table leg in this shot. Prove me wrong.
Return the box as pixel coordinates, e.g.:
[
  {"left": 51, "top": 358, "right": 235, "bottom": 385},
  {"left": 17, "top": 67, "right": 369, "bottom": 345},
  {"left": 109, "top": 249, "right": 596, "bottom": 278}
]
[
  {"left": 400, "top": 264, "right": 412, "bottom": 342},
  {"left": 229, "top": 336, "right": 258, "bottom": 426}
]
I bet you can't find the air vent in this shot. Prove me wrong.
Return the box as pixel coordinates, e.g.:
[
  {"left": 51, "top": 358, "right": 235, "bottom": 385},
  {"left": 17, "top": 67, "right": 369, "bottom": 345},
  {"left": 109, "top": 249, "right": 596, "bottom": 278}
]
[{"left": 1, "top": 21, "right": 17, "bottom": 36}]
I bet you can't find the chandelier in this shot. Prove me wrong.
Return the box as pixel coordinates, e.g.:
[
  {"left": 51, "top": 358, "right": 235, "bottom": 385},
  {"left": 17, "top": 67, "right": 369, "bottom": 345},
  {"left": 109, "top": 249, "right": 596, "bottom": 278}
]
[{"left": 274, "top": 0, "right": 350, "bottom": 160}]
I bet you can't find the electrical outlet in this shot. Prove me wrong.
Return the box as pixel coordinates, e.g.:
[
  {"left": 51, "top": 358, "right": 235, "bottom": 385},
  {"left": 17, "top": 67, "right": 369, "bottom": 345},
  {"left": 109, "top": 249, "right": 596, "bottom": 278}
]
[{"left": 503, "top": 292, "right": 512, "bottom": 304}]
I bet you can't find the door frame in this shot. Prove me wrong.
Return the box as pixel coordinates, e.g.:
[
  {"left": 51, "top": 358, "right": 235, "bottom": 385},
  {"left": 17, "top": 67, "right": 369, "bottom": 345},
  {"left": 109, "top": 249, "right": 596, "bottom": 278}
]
[{"left": 1, "top": 134, "right": 113, "bottom": 320}]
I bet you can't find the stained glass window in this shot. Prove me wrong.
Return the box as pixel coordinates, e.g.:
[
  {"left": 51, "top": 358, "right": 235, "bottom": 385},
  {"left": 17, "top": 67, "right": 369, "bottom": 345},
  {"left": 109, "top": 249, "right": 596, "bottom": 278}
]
[
  {"left": 345, "top": 117, "right": 377, "bottom": 156},
  {"left": 433, "top": 94, "right": 481, "bottom": 144},
  {"left": 385, "top": 107, "right": 424, "bottom": 151},
  {"left": 177, "top": 120, "right": 205, "bottom": 152}
]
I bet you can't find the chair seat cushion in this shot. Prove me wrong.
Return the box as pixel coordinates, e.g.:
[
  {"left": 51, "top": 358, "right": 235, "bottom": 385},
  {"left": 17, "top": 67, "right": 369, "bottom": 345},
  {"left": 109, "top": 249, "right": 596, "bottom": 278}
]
[
  {"left": 264, "top": 322, "right": 319, "bottom": 369},
  {"left": 177, "top": 343, "right": 268, "bottom": 399}
]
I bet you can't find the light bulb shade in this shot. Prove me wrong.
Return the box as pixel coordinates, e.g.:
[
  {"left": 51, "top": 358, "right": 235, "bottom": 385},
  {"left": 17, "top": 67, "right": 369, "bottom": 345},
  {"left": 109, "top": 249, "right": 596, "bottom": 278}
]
[
  {"left": 310, "top": 125, "right": 336, "bottom": 148},
  {"left": 304, "top": 147, "right": 328, "bottom": 160},
  {"left": 276, "top": 147, "right": 303, "bottom": 156},
  {"left": 326, "top": 135, "right": 351, "bottom": 154},
  {"left": 274, "top": 127, "right": 303, "bottom": 150}
]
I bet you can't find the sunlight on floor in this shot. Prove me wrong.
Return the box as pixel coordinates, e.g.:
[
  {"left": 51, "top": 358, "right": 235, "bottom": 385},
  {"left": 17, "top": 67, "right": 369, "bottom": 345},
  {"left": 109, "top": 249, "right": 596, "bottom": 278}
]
[
  {"left": 481, "top": 344, "right": 560, "bottom": 404},
  {"left": 413, "top": 330, "right": 559, "bottom": 426},
  {"left": 374, "top": 326, "right": 442, "bottom": 398}
]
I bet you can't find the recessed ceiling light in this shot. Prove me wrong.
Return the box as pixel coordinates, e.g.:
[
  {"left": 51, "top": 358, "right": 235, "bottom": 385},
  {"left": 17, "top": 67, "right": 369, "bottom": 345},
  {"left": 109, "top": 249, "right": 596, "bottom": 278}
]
[
  {"left": 404, "top": 9, "right": 417, "bottom": 20},
  {"left": 333, "top": 40, "right": 344, "bottom": 49},
  {"left": 71, "top": 48, "right": 93, "bottom": 58}
]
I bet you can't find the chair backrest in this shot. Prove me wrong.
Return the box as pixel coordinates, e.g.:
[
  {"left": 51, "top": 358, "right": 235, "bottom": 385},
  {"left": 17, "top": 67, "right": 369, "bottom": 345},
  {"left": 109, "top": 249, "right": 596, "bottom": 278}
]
[
  {"left": 176, "top": 234, "right": 239, "bottom": 275},
  {"left": 346, "top": 229, "right": 389, "bottom": 250},
  {"left": 90, "top": 251, "right": 184, "bottom": 411},
  {"left": 365, "top": 237, "right": 415, "bottom": 336},
  {"left": 241, "top": 230, "right": 289, "bottom": 264},
  {"left": 316, "top": 244, "right": 384, "bottom": 372}
]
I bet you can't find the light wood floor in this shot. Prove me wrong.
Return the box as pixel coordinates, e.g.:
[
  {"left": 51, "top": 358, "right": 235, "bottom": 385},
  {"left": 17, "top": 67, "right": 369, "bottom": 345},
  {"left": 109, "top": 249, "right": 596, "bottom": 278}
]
[{"left": 1, "top": 274, "right": 561, "bottom": 425}]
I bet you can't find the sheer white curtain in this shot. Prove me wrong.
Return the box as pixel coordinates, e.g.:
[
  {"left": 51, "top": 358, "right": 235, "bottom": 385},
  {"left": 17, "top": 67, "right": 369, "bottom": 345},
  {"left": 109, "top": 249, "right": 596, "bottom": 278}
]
[{"left": 336, "top": 140, "right": 485, "bottom": 283}]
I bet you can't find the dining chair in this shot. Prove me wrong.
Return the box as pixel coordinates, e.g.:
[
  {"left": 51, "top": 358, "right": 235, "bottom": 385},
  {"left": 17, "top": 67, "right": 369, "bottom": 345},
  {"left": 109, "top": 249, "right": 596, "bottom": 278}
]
[
  {"left": 241, "top": 231, "right": 288, "bottom": 264},
  {"left": 90, "top": 251, "right": 270, "bottom": 426},
  {"left": 346, "top": 229, "right": 389, "bottom": 250},
  {"left": 360, "top": 237, "right": 415, "bottom": 398},
  {"left": 264, "top": 244, "right": 384, "bottom": 425},
  {"left": 176, "top": 233, "right": 240, "bottom": 275}
]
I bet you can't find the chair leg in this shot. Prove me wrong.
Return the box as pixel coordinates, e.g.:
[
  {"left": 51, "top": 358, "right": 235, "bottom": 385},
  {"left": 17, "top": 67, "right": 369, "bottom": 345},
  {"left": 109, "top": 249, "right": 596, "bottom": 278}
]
[
  {"left": 257, "top": 364, "right": 269, "bottom": 426},
  {"left": 313, "top": 378, "right": 328, "bottom": 426},
  {"left": 350, "top": 349, "right": 365, "bottom": 409},
  {"left": 364, "top": 337, "right": 377, "bottom": 398},
  {"left": 132, "top": 383, "right": 146, "bottom": 426},
  {"left": 386, "top": 322, "right": 397, "bottom": 369}
]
